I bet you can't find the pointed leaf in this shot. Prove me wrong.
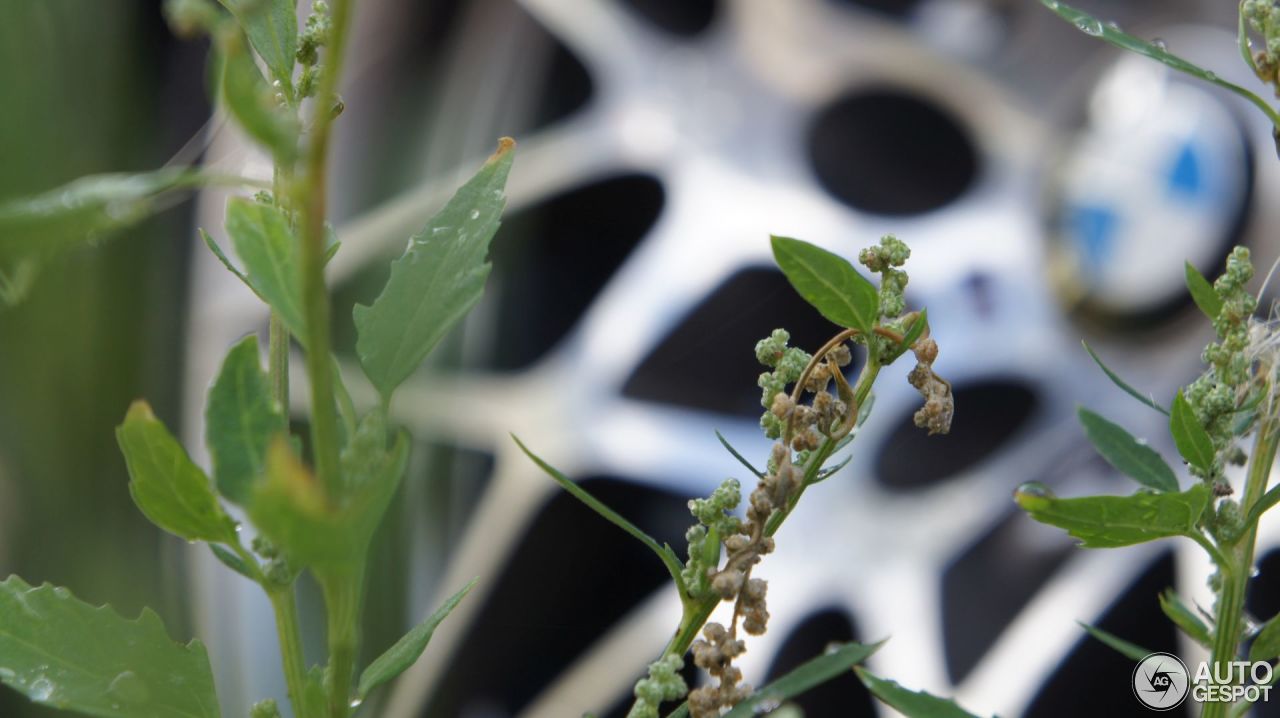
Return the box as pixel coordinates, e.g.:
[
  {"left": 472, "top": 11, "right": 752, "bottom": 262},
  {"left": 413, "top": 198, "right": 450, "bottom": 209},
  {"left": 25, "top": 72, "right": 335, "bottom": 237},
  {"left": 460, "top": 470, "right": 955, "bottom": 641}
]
[
  {"left": 0, "top": 576, "right": 220, "bottom": 718},
  {"left": 1082, "top": 341, "right": 1168, "bottom": 415},
  {"left": 220, "top": 32, "right": 298, "bottom": 163},
  {"left": 357, "top": 578, "right": 478, "bottom": 698},
  {"left": 514, "top": 435, "right": 686, "bottom": 591},
  {"left": 715, "top": 430, "right": 764, "bottom": 479},
  {"left": 225, "top": 197, "right": 306, "bottom": 341},
  {"left": 1014, "top": 482, "right": 1210, "bottom": 548},
  {"left": 216, "top": 0, "right": 297, "bottom": 87},
  {"left": 209, "top": 544, "right": 257, "bottom": 581},
  {"left": 855, "top": 668, "right": 982, "bottom": 718},
  {"left": 206, "top": 335, "right": 286, "bottom": 504},
  {"left": 1159, "top": 590, "right": 1211, "bottom": 648},
  {"left": 354, "top": 138, "right": 514, "bottom": 399},
  {"left": 719, "top": 642, "right": 882, "bottom": 717},
  {"left": 1077, "top": 407, "right": 1178, "bottom": 492},
  {"left": 770, "top": 236, "right": 878, "bottom": 333},
  {"left": 1079, "top": 622, "right": 1151, "bottom": 662},
  {"left": 1185, "top": 261, "right": 1223, "bottom": 321},
  {"left": 894, "top": 308, "right": 928, "bottom": 358},
  {"left": 1246, "top": 483, "right": 1280, "bottom": 528},
  {"left": 116, "top": 401, "right": 237, "bottom": 543},
  {"left": 1170, "top": 390, "right": 1216, "bottom": 475},
  {"left": 1039, "top": 0, "right": 1280, "bottom": 128},
  {"left": 1252, "top": 613, "right": 1280, "bottom": 663}
]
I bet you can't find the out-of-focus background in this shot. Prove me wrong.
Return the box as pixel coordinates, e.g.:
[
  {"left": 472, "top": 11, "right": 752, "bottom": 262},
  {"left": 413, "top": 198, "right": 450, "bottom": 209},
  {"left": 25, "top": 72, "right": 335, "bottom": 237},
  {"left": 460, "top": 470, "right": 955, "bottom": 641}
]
[{"left": 5, "top": 0, "right": 1280, "bottom": 716}]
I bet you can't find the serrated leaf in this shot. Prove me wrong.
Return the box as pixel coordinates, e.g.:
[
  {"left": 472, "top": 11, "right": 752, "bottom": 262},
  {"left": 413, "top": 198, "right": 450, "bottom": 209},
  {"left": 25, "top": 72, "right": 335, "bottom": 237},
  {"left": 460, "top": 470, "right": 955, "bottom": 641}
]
[
  {"left": 1077, "top": 407, "right": 1178, "bottom": 492},
  {"left": 0, "top": 169, "right": 201, "bottom": 303},
  {"left": 217, "top": 0, "right": 297, "bottom": 87},
  {"left": 0, "top": 576, "right": 220, "bottom": 718},
  {"left": 1159, "top": 590, "right": 1211, "bottom": 648},
  {"left": 855, "top": 668, "right": 981, "bottom": 718},
  {"left": 206, "top": 335, "right": 286, "bottom": 505},
  {"left": 1081, "top": 341, "right": 1168, "bottom": 416},
  {"left": 1170, "top": 390, "right": 1216, "bottom": 475},
  {"left": 249, "top": 431, "right": 408, "bottom": 567},
  {"left": 357, "top": 578, "right": 478, "bottom": 698},
  {"left": 1079, "top": 622, "right": 1151, "bottom": 662},
  {"left": 116, "top": 401, "right": 237, "bottom": 543},
  {"left": 514, "top": 435, "right": 686, "bottom": 592},
  {"left": 1039, "top": 0, "right": 1280, "bottom": 129},
  {"left": 1185, "top": 261, "right": 1223, "bottom": 321},
  {"left": 1252, "top": 613, "right": 1280, "bottom": 662},
  {"left": 225, "top": 197, "right": 306, "bottom": 341},
  {"left": 1014, "top": 482, "right": 1210, "bottom": 548},
  {"left": 770, "top": 236, "right": 878, "bottom": 333},
  {"left": 220, "top": 32, "right": 298, "bottom": 163},
  {"left": 354, "top": 138, "right": 514, "bottom": 399}
]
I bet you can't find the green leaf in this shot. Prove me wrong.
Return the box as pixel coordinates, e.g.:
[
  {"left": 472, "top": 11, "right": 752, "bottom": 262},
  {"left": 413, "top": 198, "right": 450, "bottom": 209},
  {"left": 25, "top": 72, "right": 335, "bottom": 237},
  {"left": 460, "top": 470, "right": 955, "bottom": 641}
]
[
  {"left": 206, "top": 335, "right": 286, "bottom": 505},
  {"left": 1079, "top": 622, "right": 1151, "bottom": 662},
  {"left": 116, "top": 401, "right": 238, "bottom": 544},
  {"left": 1246, "top": 483, "right": 1280, "bottom": 528},
  {"left": 770, "top": 236, "right": 879, "bottom": 333},
  {"left": 357, "top": 578, "right": 478, "bottom": 698},
  {"left": 220, "top": 32, "right": 298, "bottom": 163},
  {"left": 1158, "top": 590, "right": 1211, "bottom": 648},
  {"left": 216, "top": 0, "right": 297, "bottom": 87},
  {"left": 721, "top": 642, "right": 882, "bottom": 717},
  {"left": 225, "top": 197, "right": 306, "bottom": 341},
  {"left": 0, "top": 576, "right": 220, "bottom": 718},
  {"left": 855, "top": 668, "right": 981, "bottom": 718},
  {"left": 715, "top": 430, "right": 764, "bottom": 479},
  {"left": 249, "top": 430, "right": 409, "bottom": 567},
  {"left": 1252, "top": 613, "right": 1280, "bottom": 663},
  {"left": 514, "top": 435, "right": 687, "bottom": 593},
  {"left": 1014, "top": 482, "right": 1211, "bottom": 548},
  {"left": 1170, "top": 390, "right": 1216, "bottom": 475},
  {"left": 354, "top": 138, "right": 515, "bottom": 399},
  {"left": 1077, "top": 407, "right": 1178, "bottom": 492},
  {"left": 1039, "top": 0, "right": 1280, "bottom": 129},
  {"left": 1081, "top": 341, "right": 1168, "bottom": 416},
  {"left": 894, "top": 308, "right": 929, "bottom": 358},
  {"left": 1185, "top": 261, "right": 1223, "bottom": 321},
  {"left": 0, "top": 169, "right": 202, "bottom": 303},
  {"left": 209, "top": 544, "right": 257, "bottom": 581}
]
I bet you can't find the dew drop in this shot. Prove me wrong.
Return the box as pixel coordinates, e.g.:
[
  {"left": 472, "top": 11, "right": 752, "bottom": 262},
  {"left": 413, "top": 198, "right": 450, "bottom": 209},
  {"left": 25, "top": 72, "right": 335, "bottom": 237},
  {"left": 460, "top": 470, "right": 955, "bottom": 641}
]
[
  {"left": 52, "top": 587, "right": 70, "bottom": 600},
  {"left": 753, "top": 696, "right": 782, "bottom": 714},
  {"left": 1044, "top": 0, "right": 1059, "bottom": 7},
  {"left": 29, "top": 677, "right": 54, "bottom": 702},
  {"left": 1151, "top": 37, "right": 1168, "bottom": 52},
  {"left": 1075, "top": 16, "right": 1104, "bottom": 36},
  {"left": 0, "top": 667, "right": 14, "bottom": 682},
  {"left": 469, "top": 209, "right": 480, "bottom": 220},
  {"left": 1015, "top": 481, "right": 1055, "bottom": 501},
  {"left": 108, "top": 670, "right": 150, "bottom": 703},
  {"left": 1104, "top": 20, "right": 1120, "bottom": 31},
  {"left": 349, "top": 697, "right": 363, "bottom": 708}
]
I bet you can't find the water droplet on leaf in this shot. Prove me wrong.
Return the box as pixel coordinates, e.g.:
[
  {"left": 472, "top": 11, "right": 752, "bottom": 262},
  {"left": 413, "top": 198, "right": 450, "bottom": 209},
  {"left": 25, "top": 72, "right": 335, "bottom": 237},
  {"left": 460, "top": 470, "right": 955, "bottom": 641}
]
[
  {"left": 1015, "top": 481, "right": 1055, "bottom": 500},
  {"left": 52, "top": 587, "right": 70, "bottom": 599},
  {"left": 108, "top": 671, "right": 150, "bottom": 703},
  {"left": 469, "top": 209, "right": 480, "bottom": 220},
  {"left": 29, "top": 677, "right": 53, "bottom": 702},
  {"left": 1151, "top": 37, "right": 1168, "bottom": 51},
  {"left": 1075, "top": 16, "right": 1104, "bottom": 36},
  {"left": 0, "top": 668, "right": 14, "bottom": 682}
]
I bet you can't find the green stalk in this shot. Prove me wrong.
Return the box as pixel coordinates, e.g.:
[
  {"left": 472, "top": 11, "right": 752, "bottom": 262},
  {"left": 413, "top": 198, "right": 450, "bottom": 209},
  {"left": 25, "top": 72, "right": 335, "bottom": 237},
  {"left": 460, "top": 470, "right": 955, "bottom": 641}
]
[
  {"left": 268, "top": 587, "right": 310, "bottom": 714},
  {"left": 269, "top": 313, "right": 290, "bottom": 408},
  {"left": 296, "top": 0, "right": 353, "bottom": 498},
  {"left": 320, "top": 567, "right": 364, "bottom": 718},
  {"left": 1203, "top": 420, "right": 1280, "bottom": 718}
]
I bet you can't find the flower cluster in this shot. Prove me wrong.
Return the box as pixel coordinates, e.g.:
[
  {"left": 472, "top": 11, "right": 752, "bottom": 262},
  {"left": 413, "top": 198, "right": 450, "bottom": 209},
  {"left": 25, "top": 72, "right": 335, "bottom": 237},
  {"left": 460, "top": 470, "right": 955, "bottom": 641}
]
[
  {"left": 681, "top": 479, "right": 742, "bottom": 598},
  {"left": 755, "top": 329, "right": 812, "bottom": 439},
  {"left": 688, "top": 623, "right": 751, "bottom": 715},
  {"left": 296, "top": 1, "right": 331, "bottom": 99},
  {"left": 908, "top": 337, "right": 953, "bottom": 436},
  {"left": 859, "top": 234, "right": 911, "bottom": 319},
  {"left": 1245, "top": 0, "right": 1280, "bottom": 94},
  {"left": 1185, "top": 247, "right": 1258, "bottom": 485},
  {"left": 625, "top": 655, "right": 688, "bottom": 718}
]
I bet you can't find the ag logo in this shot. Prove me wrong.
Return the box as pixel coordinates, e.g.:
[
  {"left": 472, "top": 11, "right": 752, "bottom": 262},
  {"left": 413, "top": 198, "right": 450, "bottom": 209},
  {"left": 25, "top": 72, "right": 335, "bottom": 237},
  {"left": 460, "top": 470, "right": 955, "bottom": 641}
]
[{"left": 1133, "top": 652, "right": 1190, "bottom": 710}]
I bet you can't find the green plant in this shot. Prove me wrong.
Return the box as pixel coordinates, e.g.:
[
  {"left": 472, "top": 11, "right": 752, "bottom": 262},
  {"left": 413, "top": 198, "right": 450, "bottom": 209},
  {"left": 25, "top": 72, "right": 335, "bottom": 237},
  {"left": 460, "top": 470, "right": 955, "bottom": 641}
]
[
  {"left": 521, "top": 234, "right": 983, "bottom": 717},
  {"left": 0, "top": 1, "right": 515, "bottom": 716},
  {"left": 1016, "top": 1, "right": 1280, "bottom": 716}
]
